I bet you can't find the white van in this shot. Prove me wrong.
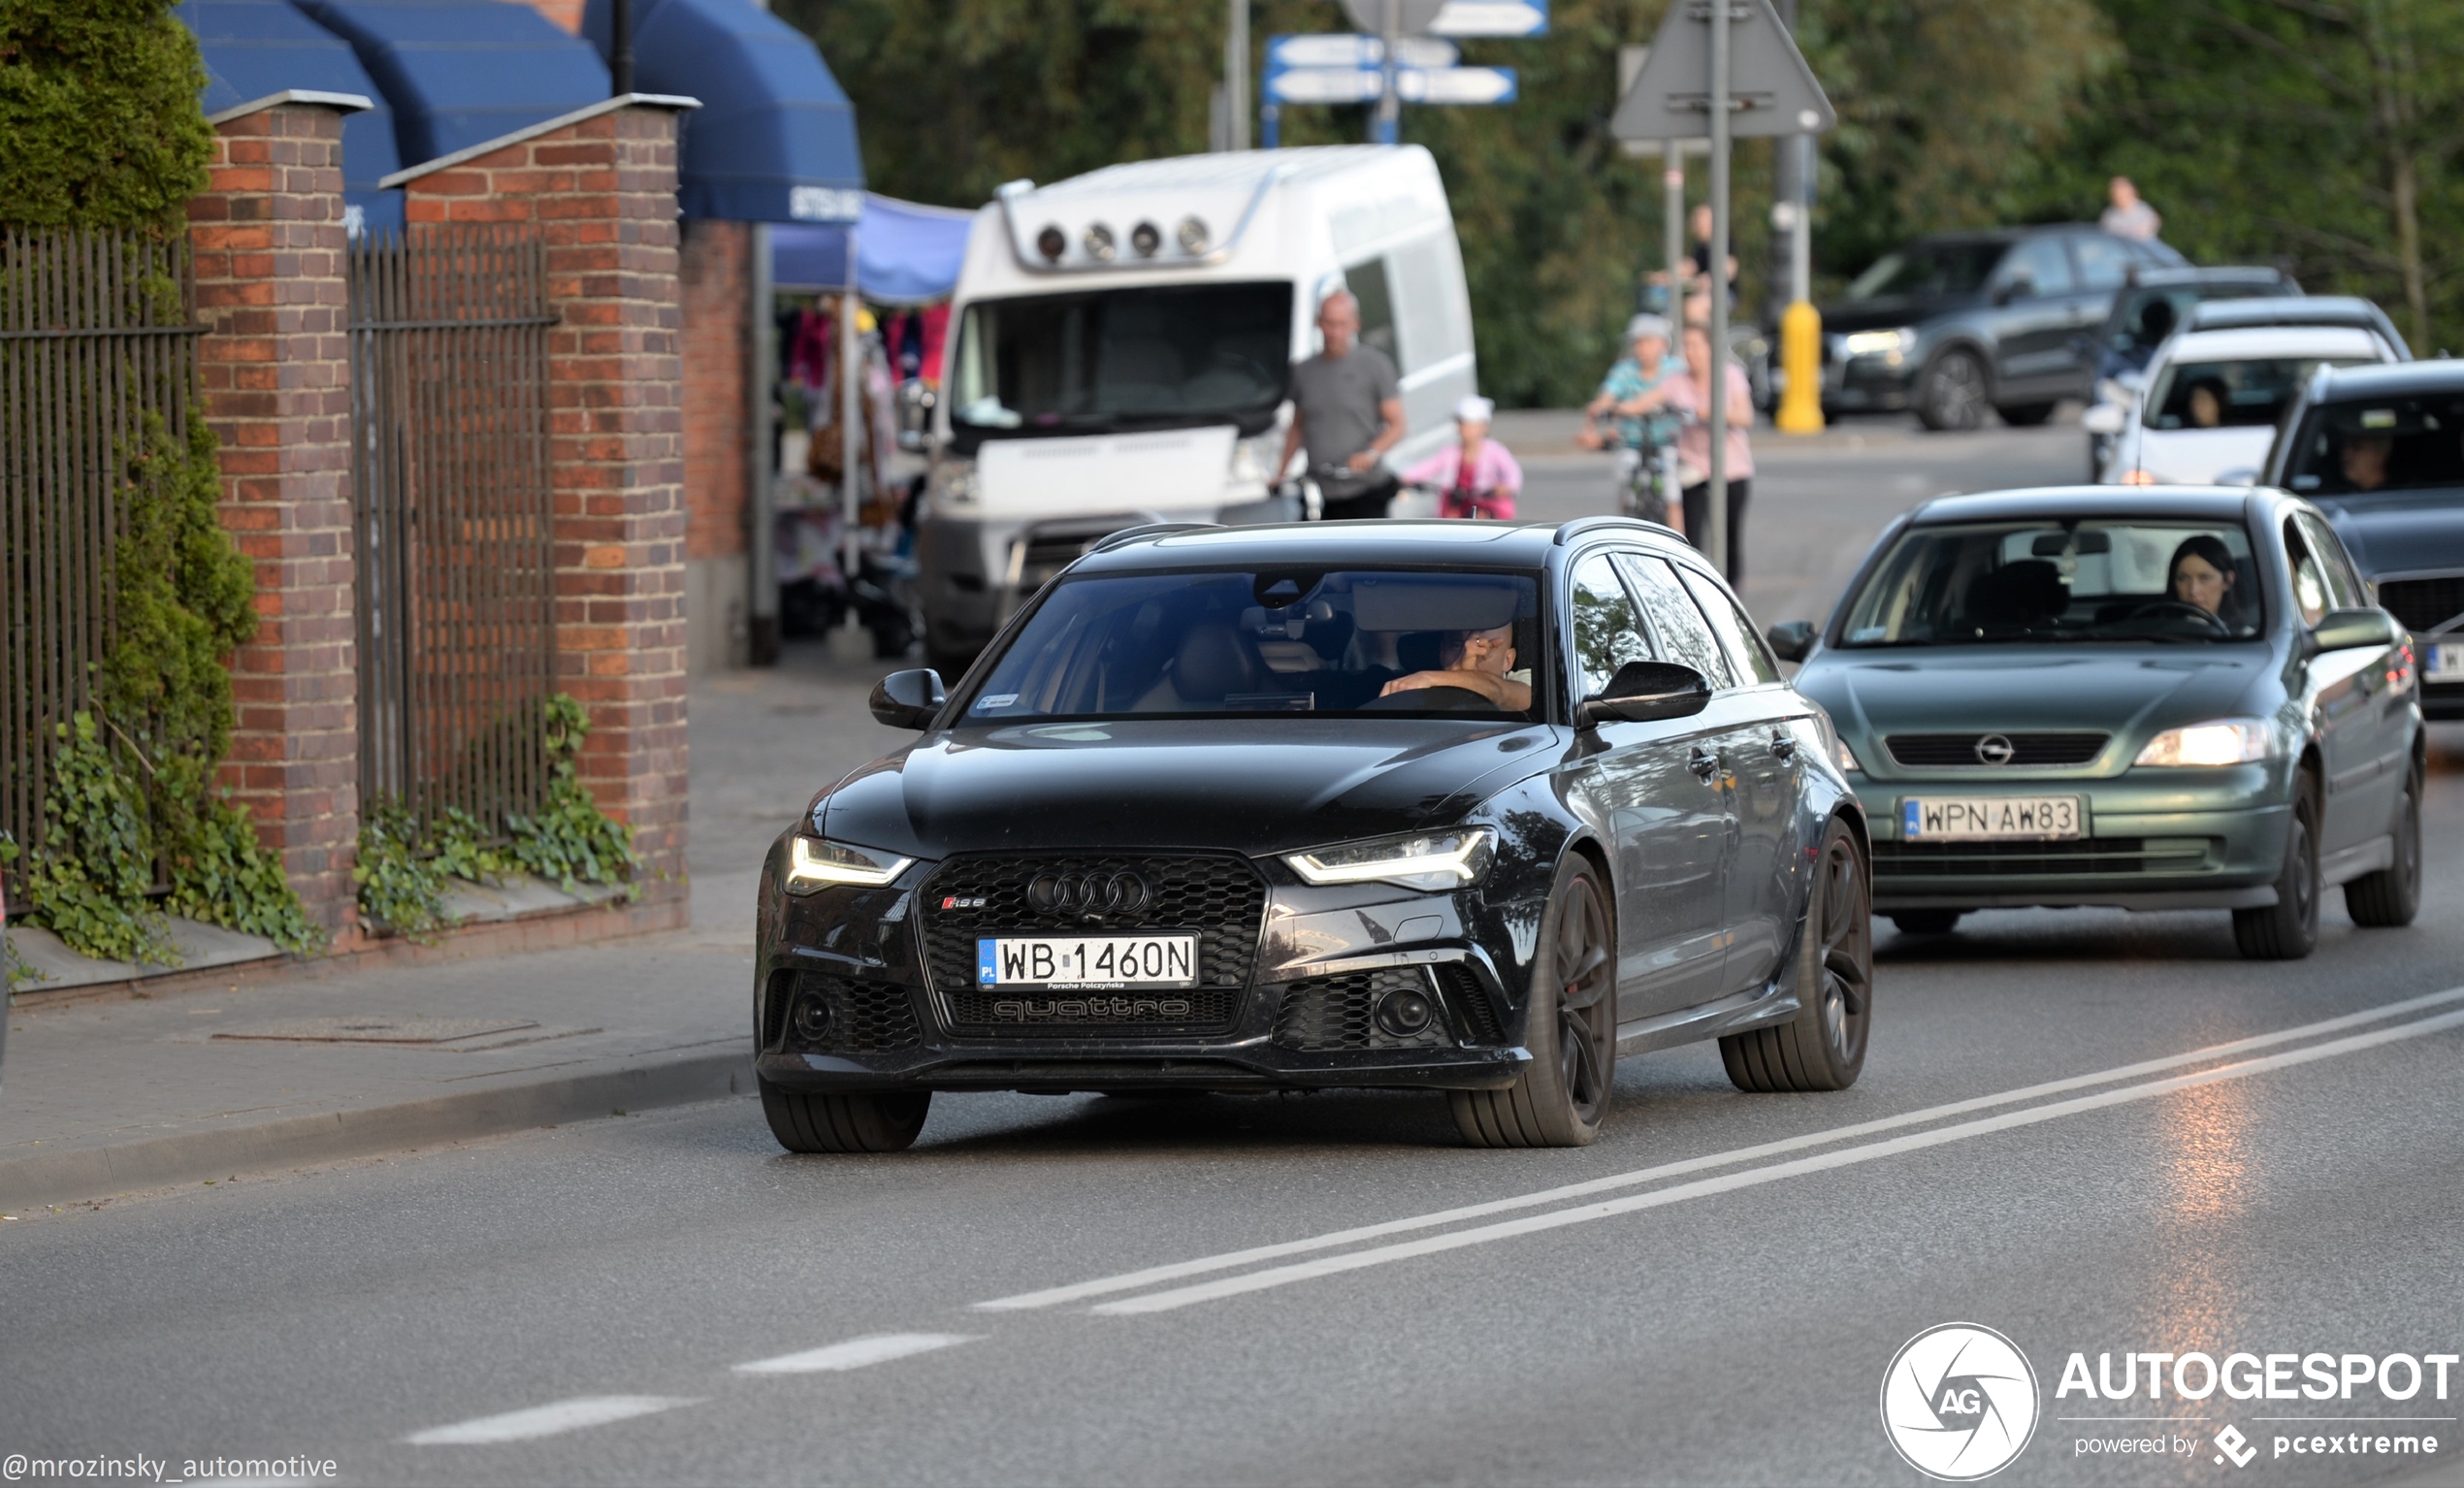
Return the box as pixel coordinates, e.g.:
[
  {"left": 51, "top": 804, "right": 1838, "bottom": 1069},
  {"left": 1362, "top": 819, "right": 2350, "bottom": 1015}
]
[{"left": 914, "top": 145, "right": 1478, "bottom": 670}]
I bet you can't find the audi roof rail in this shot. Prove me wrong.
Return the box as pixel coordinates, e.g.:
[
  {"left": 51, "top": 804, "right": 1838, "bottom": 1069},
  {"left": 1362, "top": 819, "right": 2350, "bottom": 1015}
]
[
  {"left": 1553, "top": 515, "right": 1671, "bottom": 545},
  {"left": 1088, "top": 521, "right": 1221, "bottom": 553}
]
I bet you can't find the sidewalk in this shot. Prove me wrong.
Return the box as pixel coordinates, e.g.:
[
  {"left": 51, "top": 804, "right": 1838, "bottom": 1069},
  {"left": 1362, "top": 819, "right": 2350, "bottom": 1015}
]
[{"left": 0, "top": 640, "right": 913, "bottom": 1210}]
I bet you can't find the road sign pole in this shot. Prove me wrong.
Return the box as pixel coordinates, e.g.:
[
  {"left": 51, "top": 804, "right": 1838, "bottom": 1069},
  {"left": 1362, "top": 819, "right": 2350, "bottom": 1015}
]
[
  {"left": 1226, "top": 0, "right": 1250, "bottom": 151},
  {"left": 1777, "top": 132, "right": 1824, "bottom": 434},
  {"left": 1663, "top": 140, "right": 1684, "bottom": 311},
  {"left": 1374, "top": 0, "right": 1403, "bottom": 144},
  {"left": 1707, "top": 0, "right": 1732, "bottom": 580}
]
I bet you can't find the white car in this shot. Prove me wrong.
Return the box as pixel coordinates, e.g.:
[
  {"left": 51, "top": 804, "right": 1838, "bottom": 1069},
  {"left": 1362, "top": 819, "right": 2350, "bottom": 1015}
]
[{"left": 2091, "top": 325, "right": 2398, "bottom": 486}]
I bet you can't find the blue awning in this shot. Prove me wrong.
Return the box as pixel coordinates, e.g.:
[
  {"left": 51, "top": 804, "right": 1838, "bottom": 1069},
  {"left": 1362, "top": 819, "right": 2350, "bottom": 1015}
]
[
  {"left": 771, "top": 195, "right": 975, "bottom": 303},
  {"left": 580, "top": 0, "right": 861, "bottom": 224},
  {"left": 178, "top": 0, "right": 405, "bottom": 233},
  {"left": 290, "top": 0, "right": 609, "bottom": 168}
]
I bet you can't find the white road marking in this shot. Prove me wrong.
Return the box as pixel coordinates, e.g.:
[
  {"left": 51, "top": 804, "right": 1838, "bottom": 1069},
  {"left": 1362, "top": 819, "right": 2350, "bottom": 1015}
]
[
  {"left": 404, "top": 1395, "right": 697, "bottom": 1444},
  {"left": 1094, "top": 1006, "right": 2464, "bottom": 1313},
  {"left": 734, "top": 1333, "right": 977, "bottom": 1375},
  {"left": 977, "top": 985, "right": 2464, "bottom": 1311}
]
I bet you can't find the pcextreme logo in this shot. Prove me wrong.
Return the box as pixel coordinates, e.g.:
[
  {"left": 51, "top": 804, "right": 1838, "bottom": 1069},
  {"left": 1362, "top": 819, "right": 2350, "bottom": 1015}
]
[{"left": 1881, "top": 1322, "right": 2042, "bottom": 1480}]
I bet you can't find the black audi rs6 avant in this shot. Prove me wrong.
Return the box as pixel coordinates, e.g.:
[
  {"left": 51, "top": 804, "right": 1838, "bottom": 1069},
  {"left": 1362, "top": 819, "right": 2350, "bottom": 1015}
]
[{"left": 754, "top": 519, "right": 1874, "bottom": 1151}]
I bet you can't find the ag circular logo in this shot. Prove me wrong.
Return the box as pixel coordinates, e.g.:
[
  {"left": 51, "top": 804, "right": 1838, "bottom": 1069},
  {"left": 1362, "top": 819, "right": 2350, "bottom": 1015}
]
[{"left": 1880, "top": 1322, "right": 2040, "bottom": 1480}]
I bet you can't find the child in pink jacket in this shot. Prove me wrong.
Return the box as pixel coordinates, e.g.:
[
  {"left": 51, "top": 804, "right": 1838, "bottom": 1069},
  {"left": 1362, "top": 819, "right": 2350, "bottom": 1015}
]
[{"left": 1401, "top": 395, "right": 1522, "bottom": 519}]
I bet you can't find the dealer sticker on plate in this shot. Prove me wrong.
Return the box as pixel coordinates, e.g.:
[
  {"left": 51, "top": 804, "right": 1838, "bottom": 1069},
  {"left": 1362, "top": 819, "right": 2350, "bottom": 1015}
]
[
  {"left": 1901, "top": 795, "right": 2085, "bottom": 842},
  {"left": 2428, "top": 641, "right": 2464, "bottom": 684},
  {"left": 977, "top": 935, "right": 1197, "bottom": 990}
]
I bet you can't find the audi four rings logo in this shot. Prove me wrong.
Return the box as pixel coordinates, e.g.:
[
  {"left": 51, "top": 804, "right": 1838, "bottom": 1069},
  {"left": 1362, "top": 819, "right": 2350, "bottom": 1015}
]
[
  {"left": 1025, "top": 869, "right": 1152, "bottom": 919},
  {"left": 1974, "top": 733, "right": 2018, "bottom": 766}
]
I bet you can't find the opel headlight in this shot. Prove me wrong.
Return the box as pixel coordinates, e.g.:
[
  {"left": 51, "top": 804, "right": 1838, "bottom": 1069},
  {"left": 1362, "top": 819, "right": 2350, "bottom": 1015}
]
[
  {"left": 1842, "top": 328, "right": 1913, "bottom": 357},
  {"left": 1283, "top": 827, "right": 1496, "bottom": 892},
  {"left": 1836, "top": 735, "right": 1864, "bottom": 773},
  {"left": 2134, "top": 719, "right": 2278, "bottom": 768},
  {"left": 785, "top": 836, "right": 914, "bottom": 893}
]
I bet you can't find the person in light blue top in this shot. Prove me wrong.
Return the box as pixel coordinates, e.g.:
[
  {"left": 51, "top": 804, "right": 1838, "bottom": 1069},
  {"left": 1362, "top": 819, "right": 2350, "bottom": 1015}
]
[{"left": 1579, "top": 314, "right": 1686, "bottom": 454}]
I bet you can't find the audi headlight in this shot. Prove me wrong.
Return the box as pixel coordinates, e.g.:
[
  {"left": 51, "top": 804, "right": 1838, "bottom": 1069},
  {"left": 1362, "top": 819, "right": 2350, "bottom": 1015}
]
[
  {"left": 1841, "top": 328, "right": 1913, "bottom": 357},
  {"left": 2133, "top": 718, "right": 2278, "bottom": 768},
  {"left": 785, "top": 836, "right": 914, "bottom": 893},
  {"left": 1283, "top": 827, "right": 1495, "bottom": 892}
]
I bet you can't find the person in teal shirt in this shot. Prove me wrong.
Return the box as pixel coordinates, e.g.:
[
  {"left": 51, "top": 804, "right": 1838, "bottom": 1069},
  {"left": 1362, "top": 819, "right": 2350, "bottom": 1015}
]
[{"left": 1578, "top": 314, "right": 1688, "bottom": 529}]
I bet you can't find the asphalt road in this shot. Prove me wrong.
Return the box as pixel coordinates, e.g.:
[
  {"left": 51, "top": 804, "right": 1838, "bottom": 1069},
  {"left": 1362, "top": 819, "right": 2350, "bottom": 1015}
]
[{"left": 9, "top": 417, "right": 2463, "bottom": 1488}]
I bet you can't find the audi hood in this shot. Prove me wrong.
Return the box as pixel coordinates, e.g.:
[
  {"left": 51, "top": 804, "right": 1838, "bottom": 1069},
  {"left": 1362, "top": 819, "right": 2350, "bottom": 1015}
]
[{"left": 810, "top": 718, "right": 1559, "bottom": 859}]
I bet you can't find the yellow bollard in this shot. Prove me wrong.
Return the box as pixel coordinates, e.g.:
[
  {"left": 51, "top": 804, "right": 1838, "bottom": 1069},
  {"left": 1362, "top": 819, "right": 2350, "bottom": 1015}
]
[{"left": 1776, "top": 298, "right": 1824, "bottom": 434}]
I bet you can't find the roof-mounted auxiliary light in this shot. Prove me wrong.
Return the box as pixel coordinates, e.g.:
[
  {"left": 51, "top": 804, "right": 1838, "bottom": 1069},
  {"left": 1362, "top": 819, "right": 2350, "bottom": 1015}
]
[
  {"left": 1083, "top": 222, "right": 1118, "bottom": 262},
  {"left": 1035, "top": 224, "right": 1066, "bottom": 263},
  {"left": 1177, "top": 215, "right": 1211, "bottom": 255},
  {"left": 1129, "top": 220, "right": 1162, "bottom": 258}
]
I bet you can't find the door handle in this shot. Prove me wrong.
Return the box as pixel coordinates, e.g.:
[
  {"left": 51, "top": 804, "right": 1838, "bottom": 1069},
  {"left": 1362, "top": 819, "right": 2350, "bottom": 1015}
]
[
  {"left": 1768, "top": 730, "right": 1798, "bottom": 760},
  {"left": 1689, "top": 747, "right": 1720, "bottom": 780}
]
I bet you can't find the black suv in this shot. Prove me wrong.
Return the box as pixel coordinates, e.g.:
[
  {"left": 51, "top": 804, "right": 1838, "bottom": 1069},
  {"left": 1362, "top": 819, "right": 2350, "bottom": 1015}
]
[{"left": 1821, "top": 224, "right": 2186, "bottom": 431}]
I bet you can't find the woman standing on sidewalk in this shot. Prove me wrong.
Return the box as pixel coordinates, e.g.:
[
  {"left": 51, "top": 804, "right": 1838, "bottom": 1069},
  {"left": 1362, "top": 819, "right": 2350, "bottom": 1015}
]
[{"left": 1627, "top": 322, "right": 1755, "bottom": 583}]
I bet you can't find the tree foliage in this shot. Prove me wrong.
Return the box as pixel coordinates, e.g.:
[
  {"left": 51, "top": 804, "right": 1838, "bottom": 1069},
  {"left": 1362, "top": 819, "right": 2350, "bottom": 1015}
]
[{"left": 0, "top": 0, "right": 213, "bottom": 234}]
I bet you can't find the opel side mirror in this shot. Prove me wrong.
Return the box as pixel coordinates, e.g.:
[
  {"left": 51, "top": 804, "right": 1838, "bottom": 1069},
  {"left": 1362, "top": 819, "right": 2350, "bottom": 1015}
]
[
  {"left": 869, "top": 668, "right": 947, "bottom": 729},
  {"left": 1765, "top": 620, "right": 1817, "bottom": 663},
  {"left": 2307, "top": 607, "right": 2400, "bottom": 656},
  {"left": 1579, "top": 661, "right": 1711, "bottom": 728}
]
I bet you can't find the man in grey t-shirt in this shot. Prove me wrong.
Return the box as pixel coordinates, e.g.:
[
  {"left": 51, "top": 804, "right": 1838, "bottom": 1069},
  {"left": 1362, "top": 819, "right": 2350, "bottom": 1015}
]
[{"left": 1281, "top": 290, "right": 1405, "bottom": 521}]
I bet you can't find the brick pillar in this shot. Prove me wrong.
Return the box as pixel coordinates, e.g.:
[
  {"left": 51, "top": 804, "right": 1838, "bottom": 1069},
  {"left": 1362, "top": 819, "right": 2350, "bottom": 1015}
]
[
  {"left": 188, "top": 94, "right": 367, "bottom": 939},
  {"left": 397, "top": 98, "right": 694, "bottom": 894},
  {"left": 679, "top": 218, "right": 750, "bottom": 673}
]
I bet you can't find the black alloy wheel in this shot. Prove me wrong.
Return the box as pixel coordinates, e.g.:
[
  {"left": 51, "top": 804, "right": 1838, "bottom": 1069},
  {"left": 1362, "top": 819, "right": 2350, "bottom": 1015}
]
[
  {"left": 1452, "top": 857, "right": 1615, "bottom": 1148},
  {"left": 1917, "top": 349, "right": 1989, "bottom": 433},
  {"left": 1995, "top": 401, "right": 2057, "bottom": 427},
  {"left": 2233, "top": 773, "right": 2320, "bottom": 959},
  {"left": 2345, "top": 759, "right": 2422, "bottom": 927},
  {"left": 1722, "top": 817, "right": 1873, "bottom": 1092},
  {"left": 760, "top": 1080, "right": 931, "bottom": 1153},
  {"left": 1890, "top": 909, "right": 1963, "bottom": 937}
]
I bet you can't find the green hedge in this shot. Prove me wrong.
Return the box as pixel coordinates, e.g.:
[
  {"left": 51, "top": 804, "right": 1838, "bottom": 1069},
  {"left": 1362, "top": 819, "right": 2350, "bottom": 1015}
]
[{"left": 0, "top": 0, "right": 213, "bottom": 234}]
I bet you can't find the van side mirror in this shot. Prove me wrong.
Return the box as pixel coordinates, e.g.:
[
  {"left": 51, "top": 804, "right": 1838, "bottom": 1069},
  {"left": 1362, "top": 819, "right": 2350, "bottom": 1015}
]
[
  {"left": 1579, "top": 661, "right": 1710, "bottom": 728},
  {"left": 2307, "top": 608, "right": 2400, "bottom": 656},
  {"left": 869, "top": 668, "right": 947, "bottom": 729},
  {"left": 1765, "top": 620, "right": 1816, "bottom": 663}
]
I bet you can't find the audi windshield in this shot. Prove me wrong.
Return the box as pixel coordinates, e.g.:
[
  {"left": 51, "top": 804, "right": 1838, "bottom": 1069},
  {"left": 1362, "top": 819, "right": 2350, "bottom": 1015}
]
[
  {"left": 1838, "top": 519, "right": 2267, "bottom": 646},
  {"left": 947, "top": 282, "right": 1293, "bottom": 449},
  {"left": 961, "top": 568, "right": 1545, "bottom": 722}
]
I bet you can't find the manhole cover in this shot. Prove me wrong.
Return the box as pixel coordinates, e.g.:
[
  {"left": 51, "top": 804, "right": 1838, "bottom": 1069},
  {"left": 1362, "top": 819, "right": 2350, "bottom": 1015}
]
[{"left": 213, "top": 1018, "right": 543, "bottom": 1046}]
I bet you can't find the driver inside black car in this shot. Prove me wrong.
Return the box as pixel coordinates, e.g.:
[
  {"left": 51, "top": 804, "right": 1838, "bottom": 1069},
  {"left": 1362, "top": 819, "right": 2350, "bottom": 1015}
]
[{"left": 1378, "top": 623, "right": 1532, "bottom": 709}]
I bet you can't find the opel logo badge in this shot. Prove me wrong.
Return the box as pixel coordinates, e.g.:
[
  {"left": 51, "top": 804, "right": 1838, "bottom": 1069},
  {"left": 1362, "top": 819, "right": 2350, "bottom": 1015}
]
[
  {"left": 1025, "top": 869, "right": 1151, "bottom": 921},
  {"left": 1974, "top": 733, "right": 2017, "bottom": 766}
]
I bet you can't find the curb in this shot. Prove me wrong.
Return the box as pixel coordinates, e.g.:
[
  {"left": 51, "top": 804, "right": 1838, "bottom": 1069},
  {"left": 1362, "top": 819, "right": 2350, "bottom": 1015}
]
[{"left": 0, "top": 1046, "right": 751, "bottom": 1212}]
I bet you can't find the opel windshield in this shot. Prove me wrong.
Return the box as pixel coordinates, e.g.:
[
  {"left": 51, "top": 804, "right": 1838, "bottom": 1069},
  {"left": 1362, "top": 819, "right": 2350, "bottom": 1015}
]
[{"left": 1838, "top": 519, "right": 2267, "bottom": 646}]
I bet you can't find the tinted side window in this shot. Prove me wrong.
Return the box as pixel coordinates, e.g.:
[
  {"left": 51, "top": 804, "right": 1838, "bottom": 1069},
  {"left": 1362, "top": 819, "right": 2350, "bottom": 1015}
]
[
  {"left": 1616, "top": 554, "right": 1736, "bottom": 690},
  {"left": 2294, "top": 512, "right": 2367, "bottom": 607},
  {"left": 1569, "top": 553, "right": 1654, "bottom": 698},
  {"left": 2071, "top": 234, "right": 2131, "bottom": 292},
  {"left": 1676, "top": 565, "right": 1784, "bottom": 685},
  {"left": 2003, "top": 237, "right": 2077, "bottom": 297}
]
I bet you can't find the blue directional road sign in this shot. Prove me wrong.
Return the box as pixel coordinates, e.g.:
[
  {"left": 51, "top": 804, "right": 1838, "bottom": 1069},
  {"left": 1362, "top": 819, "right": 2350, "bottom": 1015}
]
[
  {"left": 1264, "top": 35, "right": 1516, "bottom": 109},
  {"left": 1339, "top": 0, "right": 1548, "bottom": 38}
]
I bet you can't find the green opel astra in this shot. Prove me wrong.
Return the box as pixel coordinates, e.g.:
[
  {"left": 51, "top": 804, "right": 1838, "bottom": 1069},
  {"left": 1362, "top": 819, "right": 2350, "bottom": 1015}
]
[{"left": 1770, "top": 487, "right": 2422, "bottom": 960}]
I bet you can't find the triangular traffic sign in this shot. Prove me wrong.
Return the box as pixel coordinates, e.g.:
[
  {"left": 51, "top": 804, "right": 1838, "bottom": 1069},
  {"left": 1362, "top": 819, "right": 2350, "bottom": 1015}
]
[{"left": 1610, "top": 0, "right": 1834, "bottom": 141}]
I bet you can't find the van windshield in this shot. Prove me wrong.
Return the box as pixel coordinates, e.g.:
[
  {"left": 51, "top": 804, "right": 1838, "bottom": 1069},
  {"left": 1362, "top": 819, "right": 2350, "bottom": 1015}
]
[{"left": 949, "top": 282, "right": 1293, "bottom": 448}]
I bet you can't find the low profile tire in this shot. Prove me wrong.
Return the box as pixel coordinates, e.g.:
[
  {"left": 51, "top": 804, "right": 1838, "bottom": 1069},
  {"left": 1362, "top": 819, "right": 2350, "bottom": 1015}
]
[
  {"left": 1917, "top": 350, "right": 1989, "bottom": 432},
  {"left": 1889, "top": 909, "right": 1962, "bottom": 936},
  {"left": 760, "top": 1079, "right": 930, "bottom": 1153},
  {"left": 2345, "top": 759, "right": 2422, "bottom": 927},
  {"left": 1452, "top": 857, "right": 1615, "bottom": 1148},
  {"left": 1995, "top": 401, "right": 2057, "bottom": 427},
  {"left": 1723, "top": 818, "right": 1873, "bottom": 1092},
  {"left": 2234, "top": 774, "right": 2320, "bottom": 960}
]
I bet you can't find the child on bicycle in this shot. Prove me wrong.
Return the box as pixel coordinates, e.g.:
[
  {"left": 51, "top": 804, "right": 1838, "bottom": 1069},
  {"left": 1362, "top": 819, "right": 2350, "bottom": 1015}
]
[
  {"left": 1577, "top": 314, "right": 1686, "bottom": 531},
  {"left": 1400, "top": 395, "right": 1522, "bottom": 520}
]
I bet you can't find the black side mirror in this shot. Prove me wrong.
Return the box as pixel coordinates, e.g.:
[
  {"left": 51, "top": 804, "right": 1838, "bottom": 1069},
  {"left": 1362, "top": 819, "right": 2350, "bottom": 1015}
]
[
  {"left": 1580, "top": 661, "right": 1711, "bottom": 728},
  {"left": 2308, "top": 607, "right": 2400, "bottom": 656},
  {"left": 869, "top": 668, "right": 947, "bottom": 729},
  {"left": 1765, "top": 619, "right": 1816, "bottom": 663},
  {"left": 1994, "top": 275, "right": 2032, "bottom": 306}
]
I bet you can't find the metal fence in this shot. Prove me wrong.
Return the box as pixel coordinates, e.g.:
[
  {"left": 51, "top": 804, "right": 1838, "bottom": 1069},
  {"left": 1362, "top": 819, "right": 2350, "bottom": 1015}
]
[
  {"left": 0, "top": 230, "right": 199, "bottom": 871},
  {"left": 348, "top": 225, "right": 559, "bottom": 829}
]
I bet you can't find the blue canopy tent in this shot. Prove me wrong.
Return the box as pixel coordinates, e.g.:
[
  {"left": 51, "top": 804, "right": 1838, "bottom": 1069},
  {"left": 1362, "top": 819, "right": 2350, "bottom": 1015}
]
[
  {"left": 770, "top": 195, "right": 975, "bottom": 303},
  {"left": 580, "top": 0, "right": 861, "bottom": 224},
  {"left": 178, "top": 0, "right": 405, "bottom": 233},
  {"left": 291, "top": 0, "right": 608, "bottom": 168}
]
